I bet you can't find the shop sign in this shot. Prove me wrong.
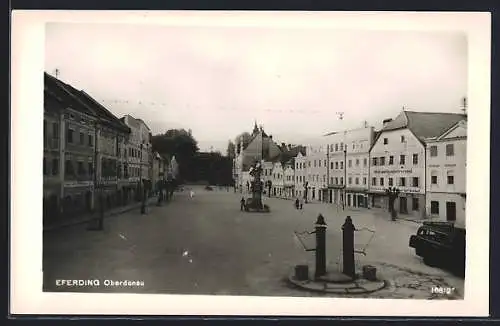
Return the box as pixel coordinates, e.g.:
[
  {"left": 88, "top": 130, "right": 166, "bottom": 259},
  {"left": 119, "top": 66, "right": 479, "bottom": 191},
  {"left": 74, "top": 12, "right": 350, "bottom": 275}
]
[
  {"left": 64, "top": 181, "right": 92, "bottom": 188},
  {"left": 373, "top": 169, "right": 412, "bottom": 174}
]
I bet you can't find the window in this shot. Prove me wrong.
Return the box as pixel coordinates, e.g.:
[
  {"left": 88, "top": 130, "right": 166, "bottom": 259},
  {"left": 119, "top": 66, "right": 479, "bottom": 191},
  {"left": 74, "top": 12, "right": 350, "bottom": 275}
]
[
  {"left": 431, "top": 175, "right": 438, "bottom": 184},
  {"left": 335, "top": 177, "right": 339, "bottom": 184},
  {"left": 65, "top": 160, "right": 74, "bottom": 176},
  {"left": 79, "top": 132, "right": 84, "bottom": 144},
  {"left": 355, "top": 177, "right": 359, "bottom": 185},
  {"left": 399, "top": 177, "right": 406, "bottom": 187},
  {"left": 318, "top": 160, "right": 321, "bottom": 167},
  {"left": 324, "top": 160, "right": 327, "bottom": 166},
  {"left": 352, "top": 143, "right": 355, "bottom": 149},
  {"left": 401, "top": 135, "right": 405, "bottom": 143},
  {"left": 348, "top": 160, "right": 352, "bottom": 167},
  {"left": 372, "top": 177, "right": 376, "bottom": 186},
  {"left": 335, "top": 162, "right": 339, "bottom": 169},
  {"left": 363, "top": 158, "right": 367, "bottom": 167},
  {"left": 77, "top": 161, "right": 84, "bottom": 175},
  {"left": 330, "top": 162, "right": 334, "bottom": 169},
  {"left": 340, "top": 143, "right": 344, "bottom": 151},
  {"left": 340, "top": 177, "right": 343, "bottom": 185},
  {"left": 52, "top": 122, "right": 59, "bottom": 138},
  {"left": 88, "top": 134, "right": 93, "bottom": 146},
  {"left": 447, "top": 174, "right": 454, "bottom": 185},
  {"left": 431, "top": 201, "right": 439, "bottom": 214},
  {"left": 380, "top": 157, "right": 385, "bottom": 166},
  {"left": 389, "top": 156, "right": 394, "bottom": 165},
  {"left": 430, "top": 145, "right": 438, "bottom": 157},
  {"left": 413, "top": 154, "right": 418, "bottom": 165},
  {"left": 340, "top": 162, "right": 344, "bottom": 169},
  {"left": 412, "top": 177, "right": 419, "bottom": 187},
  {"left": 43, "top": 157, "right": 47, "bottom": 175},
  {"left": 88, "top": 162, "right": 93, "bottom": 175},
  {"left": 67, "top": 128, "right": 74, "bottom": 143},
  {"left": 372, "top": 157, "right": 378, "bottom": 166},
  {"left": 446, "top": 144, "right": 455, "bottom": 156},
  {"left": 380, "top": 178, "right": 384, "bottom": 186},
  {"left": 335, "top": 144, "right": 338, "bottom": 151},
  {"left": 330, "top": 177, "right": 334, "bottom": 184},
  {"left": 52, "top": 159, "right": 59, "bottom": 175},
  {"left": 412, "top": 198, "right": 419, "bottom": 211},
  {"left": 356, "top": 159, "right": 359, "bottom": 166},
  {"left": 383, "top": 138, "right": 388, "bottom": 145},
  {"left": 308, "top": 161, "right": 311, "bottom": 167},
  {"left": 388, "top": 178, "right": 393, "bottom": 186},
  {"left": 348, "top": 177, "right": 352, "bottom": 184},
  {"left": 400, "top": 155, "right": 406, "bottom": 165},
  {"left": 363, "top": 177, "right": 367, "bottom": 185}
]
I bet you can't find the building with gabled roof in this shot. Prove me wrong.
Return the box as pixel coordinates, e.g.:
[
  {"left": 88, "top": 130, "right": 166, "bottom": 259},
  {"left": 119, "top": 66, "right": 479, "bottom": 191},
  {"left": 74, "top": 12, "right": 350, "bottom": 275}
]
[
  {"left": 425, "top": 118, "right": 467, "bottom": 227},
  {"left": 369, "top": 108, "right": 466, "bottom": 219},
  {"left": 232, "top": 122, "right": 282, "bottom": 191},
  {"left": 43, "top": 72, "right": 132, "bottom": 225}
]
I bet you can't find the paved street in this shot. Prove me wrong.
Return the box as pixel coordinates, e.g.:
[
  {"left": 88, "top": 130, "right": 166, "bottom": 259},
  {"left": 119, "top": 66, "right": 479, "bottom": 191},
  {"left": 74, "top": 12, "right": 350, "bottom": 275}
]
[{"left": 43, "top": 186, "right": 464, "bottom": 299}]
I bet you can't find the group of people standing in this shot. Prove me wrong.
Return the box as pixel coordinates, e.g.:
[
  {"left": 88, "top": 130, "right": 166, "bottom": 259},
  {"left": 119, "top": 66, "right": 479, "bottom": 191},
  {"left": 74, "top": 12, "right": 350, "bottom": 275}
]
[{"left": 295, "top": 197, "right": 304, "bottom": 210}]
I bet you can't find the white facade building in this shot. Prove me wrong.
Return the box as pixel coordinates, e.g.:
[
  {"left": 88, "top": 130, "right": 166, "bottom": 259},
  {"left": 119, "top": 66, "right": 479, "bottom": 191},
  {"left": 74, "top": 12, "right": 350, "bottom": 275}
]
[
  {"left": 294, "top": 152, "right": 307, "bottom": 200},
  {"left": 305, "top": 144, "right": 327, "bottom": 202},
  {"left": 324, "top": 126, "right": 374, "bottom": 208},
  {"left": 271, "top": 161, "right": 284, "bottom": 197},
  {"left": 425, "top": 119, "right": 467, "bottom": 227},
  {"left": 369, "top": 110, "right": 466, "bottom": 219},
  {"left": 283, "top": 160, "right": 295, "bottom": 198}
]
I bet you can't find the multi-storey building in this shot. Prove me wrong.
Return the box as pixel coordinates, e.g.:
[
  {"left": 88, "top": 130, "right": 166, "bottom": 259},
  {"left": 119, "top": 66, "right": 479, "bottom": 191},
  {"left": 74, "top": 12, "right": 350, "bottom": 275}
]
[
  {"left": 323, "top": 127, "right": 374, "bottom": 208},
  {"left": 43, "top": 72, "right": 131, "bottom": 225},
  {"left": 121, "top": 115, "right": 152, "bottom": 200},
  {"left": 294, "top": 151, "right": 308, "bottom": 200},
  {"left": 425, "top": 119, "right": 467, "bottom": 226},
  {"left": 233, "top": 122, "right": 282, "bottom": 190},
  {"left": 305, "top": 144, "right": 327, "bottom": 202},
  {"left": 271, "top": 161, "right": 284, "bottom": 197},
  {"left": 369, "top": 109, "right": 466, "bottom": 219},
  {"left": 283, "top": 159, "right": 295, "bottom": 198}
]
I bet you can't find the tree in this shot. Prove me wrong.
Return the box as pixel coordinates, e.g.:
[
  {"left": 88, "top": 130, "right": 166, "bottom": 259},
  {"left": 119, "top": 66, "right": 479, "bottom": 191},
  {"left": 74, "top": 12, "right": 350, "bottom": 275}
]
[
  {"left": 385, "top": 187, "right": 400, "bottom": 220},
  {"left": 151, "top": 129, "right": 199, "bottom": 182},
  {"left": 226, "top": 140, "right": 236, "bottom": 158},
  {"left": 235, "top": 132, "right": 252, "bottom": 153}
]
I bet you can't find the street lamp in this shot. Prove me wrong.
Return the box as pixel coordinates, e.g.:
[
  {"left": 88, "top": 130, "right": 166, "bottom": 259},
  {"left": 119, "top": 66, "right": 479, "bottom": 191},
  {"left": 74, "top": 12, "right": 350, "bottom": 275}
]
[{"left": 140, "top": 143, "right": 147, "bottom": 214}]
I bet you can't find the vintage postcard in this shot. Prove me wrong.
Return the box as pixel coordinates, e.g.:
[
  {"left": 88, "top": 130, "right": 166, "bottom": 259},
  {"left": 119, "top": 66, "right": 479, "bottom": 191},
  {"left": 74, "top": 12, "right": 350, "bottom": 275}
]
[{"left": 10, "top": 10, "right": 490, "bottom": 316}]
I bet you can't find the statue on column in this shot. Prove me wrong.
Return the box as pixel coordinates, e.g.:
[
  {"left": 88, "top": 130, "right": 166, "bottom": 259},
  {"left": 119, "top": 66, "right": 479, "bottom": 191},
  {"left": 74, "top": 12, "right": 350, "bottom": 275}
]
[{"left": 243, "top": 160, "right": 270, "bottom": 213}]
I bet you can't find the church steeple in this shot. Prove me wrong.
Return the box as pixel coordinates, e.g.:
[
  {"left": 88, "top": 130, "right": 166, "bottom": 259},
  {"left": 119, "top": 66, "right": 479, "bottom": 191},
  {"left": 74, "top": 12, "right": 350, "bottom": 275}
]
[{"left": 252, "top": 120, "right": 259, "bottom": 135}]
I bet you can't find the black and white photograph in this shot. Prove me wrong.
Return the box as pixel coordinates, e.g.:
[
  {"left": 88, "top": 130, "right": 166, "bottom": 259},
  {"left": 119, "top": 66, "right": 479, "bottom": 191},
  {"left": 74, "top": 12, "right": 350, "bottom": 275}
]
[{"left": 11, "top": 11, "right": 490, "bottom": 316}]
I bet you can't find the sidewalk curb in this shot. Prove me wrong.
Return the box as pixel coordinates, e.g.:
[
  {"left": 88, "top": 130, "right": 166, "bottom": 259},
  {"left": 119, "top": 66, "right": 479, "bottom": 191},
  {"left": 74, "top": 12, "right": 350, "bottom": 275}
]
[{"left": 43, "top": 197, "right": 162, "bottom": 232}]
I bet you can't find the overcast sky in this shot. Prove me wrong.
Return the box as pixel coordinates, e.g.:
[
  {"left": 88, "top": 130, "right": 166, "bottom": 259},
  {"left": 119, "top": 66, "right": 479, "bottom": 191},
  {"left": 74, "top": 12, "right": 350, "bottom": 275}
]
[{"left": 45, "top": 23, "right": 467, "bottom": 152}]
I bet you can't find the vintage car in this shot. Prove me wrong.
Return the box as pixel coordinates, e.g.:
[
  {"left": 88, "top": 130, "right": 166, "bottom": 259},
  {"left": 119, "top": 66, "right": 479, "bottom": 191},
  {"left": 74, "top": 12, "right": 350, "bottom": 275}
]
[{"left": 409, "top": 221, "right": 465, "bottom": 277}]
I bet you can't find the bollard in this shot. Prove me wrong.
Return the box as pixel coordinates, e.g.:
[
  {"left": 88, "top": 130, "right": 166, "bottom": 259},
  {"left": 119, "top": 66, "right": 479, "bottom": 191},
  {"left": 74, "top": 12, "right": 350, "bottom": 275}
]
[
  {"left": 342, "top": 216, "right": 355, "bottom": 278},
  {"left": 314, "top": 214, "right": 327, "bottom": 279}
]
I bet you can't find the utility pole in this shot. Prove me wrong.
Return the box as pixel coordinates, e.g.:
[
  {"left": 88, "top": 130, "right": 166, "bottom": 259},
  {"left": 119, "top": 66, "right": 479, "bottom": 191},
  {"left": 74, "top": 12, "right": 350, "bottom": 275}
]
[{"left": 336, "top": 112, "right": 346, "bottom": 210}]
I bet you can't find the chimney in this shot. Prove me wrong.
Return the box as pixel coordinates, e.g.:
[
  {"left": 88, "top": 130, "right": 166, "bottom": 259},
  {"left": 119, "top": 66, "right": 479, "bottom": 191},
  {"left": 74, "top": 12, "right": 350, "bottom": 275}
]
[{"left": 382, "top": 118, "right": 393, "bottom": 128}]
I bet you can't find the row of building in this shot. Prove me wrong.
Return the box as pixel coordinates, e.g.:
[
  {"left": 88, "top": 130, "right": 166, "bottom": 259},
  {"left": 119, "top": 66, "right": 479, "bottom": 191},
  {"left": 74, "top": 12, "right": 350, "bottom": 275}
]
[
  {"left": 43, "top": 72, "right": 179, "bottom": 225},
  {"left": 233, "top": 109, "right": 467, "bottom": 227}
]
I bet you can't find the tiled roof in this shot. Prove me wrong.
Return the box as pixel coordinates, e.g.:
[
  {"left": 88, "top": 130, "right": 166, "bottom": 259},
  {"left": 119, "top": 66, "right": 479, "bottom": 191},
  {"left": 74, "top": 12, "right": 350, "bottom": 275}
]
[
  {"left": 382, "top": 110, "right": 466, "bottom": 140},
  {"left": 44, "top": 72, "right": 130, "bottom": 133}
]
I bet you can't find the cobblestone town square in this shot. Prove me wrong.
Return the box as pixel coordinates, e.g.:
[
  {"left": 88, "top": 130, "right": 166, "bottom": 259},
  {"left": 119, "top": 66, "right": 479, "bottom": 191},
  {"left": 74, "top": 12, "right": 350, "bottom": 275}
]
[{"left": 43, "top": 186, "right": 464, "bottom": 299}]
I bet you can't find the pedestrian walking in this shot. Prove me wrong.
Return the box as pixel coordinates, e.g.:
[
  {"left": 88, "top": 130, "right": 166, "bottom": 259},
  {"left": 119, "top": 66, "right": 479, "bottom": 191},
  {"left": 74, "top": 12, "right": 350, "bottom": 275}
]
[
  {"left": 299, "top": 198, "right": 304, "bottom": 209},
  {"left": 190, "top": 190, "right": 195, "bottom": 198},
  {"left": 295, "top": 198, "right": 300, "bottom": 209},
  {"left": 240, "top": 197, "right": 246, "bottom": 211}
]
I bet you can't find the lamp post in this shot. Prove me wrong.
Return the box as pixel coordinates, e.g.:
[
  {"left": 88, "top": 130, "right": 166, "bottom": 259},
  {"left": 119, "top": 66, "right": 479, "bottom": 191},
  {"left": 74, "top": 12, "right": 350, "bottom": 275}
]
[{"left": 140, "top": 143, "right": 146, "bottom": 214}]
